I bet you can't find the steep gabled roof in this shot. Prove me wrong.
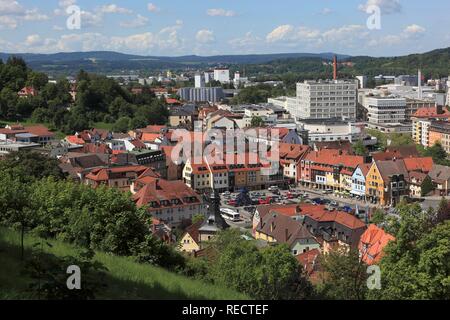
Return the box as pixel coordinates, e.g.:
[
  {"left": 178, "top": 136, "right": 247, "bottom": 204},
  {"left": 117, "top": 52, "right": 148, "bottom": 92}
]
[{"left": 359, "top": 224, "right": 395, "bottom": 265}]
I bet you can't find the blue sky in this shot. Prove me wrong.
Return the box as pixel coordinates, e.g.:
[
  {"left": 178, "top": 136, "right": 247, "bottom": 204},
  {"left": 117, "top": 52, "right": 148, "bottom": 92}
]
[{"left": 1, "top": 0, "right": 449, "bottom": 56}]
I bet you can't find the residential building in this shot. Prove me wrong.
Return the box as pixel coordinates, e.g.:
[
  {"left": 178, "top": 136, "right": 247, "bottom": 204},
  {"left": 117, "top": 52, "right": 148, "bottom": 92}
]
[
  {"left": 299, "top": 204, "right": 367, "bottom": 253},
  {"left": 169, "top": 106, "right": 197, "bottom": 130},
  {"left": 429, "top": 164, "right": 450, "bottom": 196},
  {"left": 290, "top": 80, "right": 358, "bottom": 120},
  {"left": 408, "top": 171, "right": 430, "bottom": 197},
  {"left": 279, "top": 143, "right": 311, "bottom": 183},
  {"left": 114, "top": 149, "right": 167, "bottom": 178},
  {"left": 255, "top": 212, "right": 320, "bottom": 256},
  {"left": 213, "top": 68, "right": 230, "bottom": 83},
  {"left": 195, "top": 74, "right": 205, "bottom": 88},
  {"left": 18, "top": 86, "right": 37, "bottom": 97},
  {"left": 0, "top": 124, "right": 54, "bottom": 145},
  {"left": 84, "top": 165, "right": 148, "bottom": 191},
  {"left": 300, "top": 149, "right": 366, "bottom": 193},
  {"left": 428, "top": 122, "right": 450, "bottom": 153},
  {"left": 133, "top": 175, "right": 206, "bottom": 227},
  {"left": 366, "top": 160, "right": 409, "bottom": 206},
  {"left": 411, "top": 105, "right": 450, "bottom": 147},
  {"left": 179, "top": 221, "right": 203, "bottom": 253},
  {"left": 358, "top": 224, "right": 395, "bottom": 265},
  {"left": 351, "top": 164, "right": 371, "bottom": 200},
  {"left": 183, "top": 153, "right": 271, "bottom": 192}
]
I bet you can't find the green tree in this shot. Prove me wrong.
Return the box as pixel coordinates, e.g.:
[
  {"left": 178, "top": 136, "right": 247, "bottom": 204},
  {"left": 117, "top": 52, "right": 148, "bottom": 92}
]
[
  {"left": 250, "top": 116, "right": 264, "bottom": 127},
  {"left": 317, "top": 249, "right": 368, "bottom": 300},
  {"left": 208, "top": 230, "right": 312, "bottom": 300},
  {"left": 421, "top": 176, "right": 435, "bottom": 197},
  {"left": 112, "top": 116, "right": 131, "bottom": 133},
  {"left": 353, "top": 140, "right": 367, "bottom": 156}
]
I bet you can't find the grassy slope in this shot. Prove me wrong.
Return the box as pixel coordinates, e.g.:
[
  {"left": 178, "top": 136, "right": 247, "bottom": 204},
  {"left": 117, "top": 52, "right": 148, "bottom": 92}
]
[{"left": 0, "top": 228, "right": 248, "bottom": 300}]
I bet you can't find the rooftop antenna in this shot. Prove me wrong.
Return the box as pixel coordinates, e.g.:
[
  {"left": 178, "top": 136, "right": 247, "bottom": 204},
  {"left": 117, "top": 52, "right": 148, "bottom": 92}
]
[{"left": 333, "top": 55, "right": 338, "bottom": 80}]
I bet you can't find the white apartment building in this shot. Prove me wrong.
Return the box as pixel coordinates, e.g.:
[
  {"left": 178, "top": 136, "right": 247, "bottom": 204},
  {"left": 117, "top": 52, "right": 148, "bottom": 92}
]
[
  {"left": 289, "top": 80, "right": 358, "bottom": 120},
  {"left": 366, "top": 97, "right": 406, "bottom": 125},
  {"left": 214, "top": 68, "right": 230, "bottom": 83},
  {"left": 195, "top": 74, "right": 205, "bottom": 88}
]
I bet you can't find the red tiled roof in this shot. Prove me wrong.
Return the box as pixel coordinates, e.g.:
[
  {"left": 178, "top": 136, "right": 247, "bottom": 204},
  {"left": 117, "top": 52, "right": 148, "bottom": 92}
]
[
  {"left": 85, "top": 165, "right": 148, "bottom": 182},
  {"left": 184, "top": 221, "right": 203, "bottom": 243},
  {"left": 359, "top": 224, "right": 395, "bottom": 265},
  {"left": 279, "top": 143, "right": 310, "bottom": 161},
  {"left": 133, "top": 178, "right": 202, "bottom": 208},
  {"left": 403, "top": 157, "right": 434, "bottom": 173},
  {"left": 296, "top": 249, "right": 321, "bottom": 275},
  {"left": 141, "top": 132, "right": 162, "bottom": 142},
  {"left": 66, "top": 135, "right": 86, "bottom": 145},
  {"left": 413, "top": 106, "right": 450, "bottom": 119},
  {"left": 300, "top": 204, "right": 366, "bottom": 230},
  {"left": 305, "top": 149, "right": 363, "bottom": 169},
  {"left": 24, "top": 125, "right": 54, "bottom": 137}
]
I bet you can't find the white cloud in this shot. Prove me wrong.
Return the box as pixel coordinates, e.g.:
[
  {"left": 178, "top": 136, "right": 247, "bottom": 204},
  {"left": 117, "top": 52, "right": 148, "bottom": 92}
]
[
  {"left": 266, "top": 25, "right": 321, "bottom": 43},
  {"left": 207, "top": 8, "right": 236, "bottom": 17},
  {"left": 120, "top": 14, "right": 149, "bottom": 28},
  {"left": 80, "top": 10, "right": 103, "bottom": 27},
  {"left": 196, "top": 29, "right": 215, "bottom": 44},
  {"left": 358, "top": 0, "right": 402, "bottom": 14},
  {"left": 23, "top": 9, "right": 50, "bottom": 21},
  {"left": 320, "top": 8, "right": 333, "bottom": 15},
  {"left": 266, "top": 25, "right": 294, "bottom": 42},
  {"left": 368, "top": 24, "right": 426, "bottom": 47},
  {"left": 25, "top": 34, "right": 43, "bottom": 46},
  {"left": 147, "top": 3, "right": 160, "bottom": 13},
  {"left": 404, "top": 24, "right": 426, "bottom": 36},
  {"left": 0, "top": 0, "right": 24, "bottom": 15},
  {"left": 0, "top": 15, "right": 18, "bottom": 29},
  {"left": 229, "top": 32, "right": 261, "bottom": 48},
  {"left": 100, "top": 4, "right": 132, "bottom": 14}
]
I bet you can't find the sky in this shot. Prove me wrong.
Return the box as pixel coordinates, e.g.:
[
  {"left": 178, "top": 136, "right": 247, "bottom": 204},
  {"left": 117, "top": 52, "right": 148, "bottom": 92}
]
[{"left": 0, "top": 0, "right": 450, "bottom": 57}]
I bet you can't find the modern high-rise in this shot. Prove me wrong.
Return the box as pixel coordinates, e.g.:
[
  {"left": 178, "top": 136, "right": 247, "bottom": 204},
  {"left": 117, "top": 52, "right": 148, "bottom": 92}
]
[
  {"left": 195, "top": 74, "right": 205, "bottom": 88},
  {"left": 289, "top": 80, "right": 358, "bottom": 120},
  {"left": 213, "top": 68, "right": 230, "bottom": 83},
  {"left": 366, "top": 97, "right": 406, "bottom": 125}
]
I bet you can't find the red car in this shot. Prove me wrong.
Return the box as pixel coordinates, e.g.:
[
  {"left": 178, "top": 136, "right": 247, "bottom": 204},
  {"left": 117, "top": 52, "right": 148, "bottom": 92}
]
[
  {"left": 258, "top": 197, "right": 272, "bottom": 205},
  {"left": 228, "top": 200, "right": 238, "bottom": 207}
]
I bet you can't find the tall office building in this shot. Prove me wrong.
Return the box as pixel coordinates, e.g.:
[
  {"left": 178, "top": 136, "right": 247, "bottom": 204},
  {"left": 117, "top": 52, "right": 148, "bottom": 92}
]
[
  {"left": 214, "top": 68, "right": 230, "bottom": 83},
  {"left": 288, "top": 80, "right": 358, "bottom": 120},
  {"left": 195, "top": 74, "right": 205, "bottom": 88},
  {"left": 366, "top": 97, "right": 407, "bottom": 125}
]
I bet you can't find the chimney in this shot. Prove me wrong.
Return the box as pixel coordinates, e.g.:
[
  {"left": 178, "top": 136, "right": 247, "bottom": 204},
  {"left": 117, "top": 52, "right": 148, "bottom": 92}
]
[
  {"left": 418, "top": 69, "right": 423, "bottom": 99},
  {"left": 333, "top": 56, "right": 338, "bottom": 80},
  {"left": 285, "top": 228, "right": 290, "bottom": 242}
]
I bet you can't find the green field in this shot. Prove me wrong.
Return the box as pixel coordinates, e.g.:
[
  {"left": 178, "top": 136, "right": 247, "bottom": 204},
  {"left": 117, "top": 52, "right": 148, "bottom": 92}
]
[{"left": 0, "top": 227, "right": 248, "bottom": 300}]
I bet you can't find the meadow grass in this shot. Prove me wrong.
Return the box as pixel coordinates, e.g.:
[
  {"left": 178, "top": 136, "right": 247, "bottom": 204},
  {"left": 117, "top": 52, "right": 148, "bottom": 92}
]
[{"left": 0, "top": 227, "right": 249, "bottom": 300}]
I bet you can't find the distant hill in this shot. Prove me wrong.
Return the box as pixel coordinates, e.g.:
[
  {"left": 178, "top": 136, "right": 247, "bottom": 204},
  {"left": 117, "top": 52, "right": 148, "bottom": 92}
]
[
  {"left": 0, "top": 51, "right": 350, "bottom": 76},
  {"left": 2, "top": 47, "right": 449, "bottom": 79},
  {"left": 253, "top": 47, "right": 450, "bottom": 80}
]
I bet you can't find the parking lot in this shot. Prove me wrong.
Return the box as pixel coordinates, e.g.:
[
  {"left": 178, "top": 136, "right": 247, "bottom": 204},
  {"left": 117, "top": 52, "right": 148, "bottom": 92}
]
[{"left": 219, "top": 186, "right": 379, "bottom": 229}]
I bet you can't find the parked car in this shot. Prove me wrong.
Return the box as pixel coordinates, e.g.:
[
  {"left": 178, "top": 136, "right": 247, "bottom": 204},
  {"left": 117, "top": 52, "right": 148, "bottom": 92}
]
[
  {"left": 312, "top": 198, "right": 324, "bottom": 205},
  {"left": 228, "top": 200, "right": 238, "bottom": 207}
]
